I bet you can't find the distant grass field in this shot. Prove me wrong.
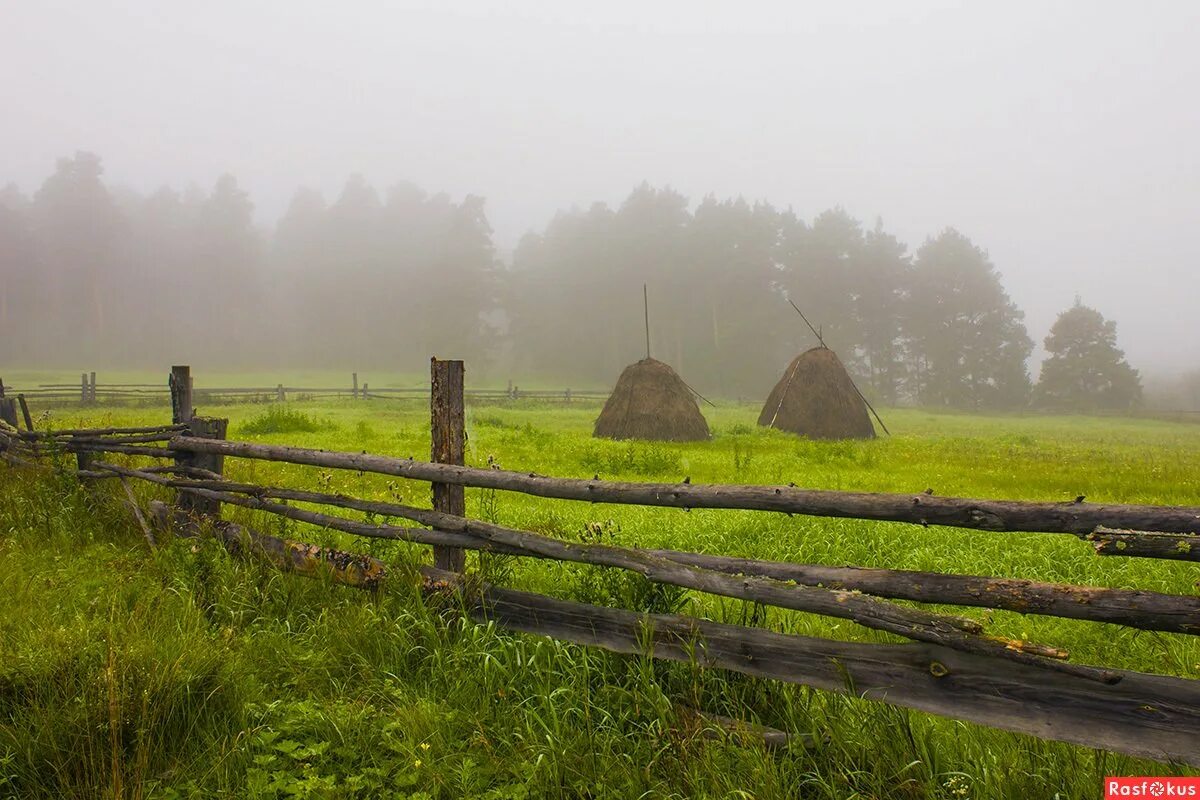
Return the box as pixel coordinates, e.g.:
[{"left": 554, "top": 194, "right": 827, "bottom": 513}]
[{"left": 2, "top": 391, "right": 1199, "bottom": 798}]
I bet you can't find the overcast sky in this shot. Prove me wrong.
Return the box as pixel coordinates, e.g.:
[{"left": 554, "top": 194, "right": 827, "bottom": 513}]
[{"left": 3, "top": 1, "right": 1196, "bottom": 373}]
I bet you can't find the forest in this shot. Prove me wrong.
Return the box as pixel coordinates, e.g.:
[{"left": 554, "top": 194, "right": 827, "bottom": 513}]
[{"left": 1, "top": 152, "right": 1149, "bottom": 411}]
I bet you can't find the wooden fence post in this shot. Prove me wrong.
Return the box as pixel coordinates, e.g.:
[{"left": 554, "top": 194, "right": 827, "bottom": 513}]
[
  {"left": 80, "top": 373, "right": 88, "bottom": 405},
  {"left": 352, "top": 372, "right": 358, "bottom": 400},
  {"left": 168, "top": 365, "right": 225, "bottom": 518},
  {"left": 170, "top": 366, "right": 193, "bottom": 425},
  {"left": 89, "top": 372, "right": 97, "bottom": 404},
  {"left": 276, "top": 384, "right": 285, "bottom": 402},
  {"left": 0, "top": 398, "right": 16, "bottom": 429},
  {"left": 430, "top": 358, "right": 466, "bottom": 572},
  {"left": 17, "top": 395, "right": 33, "bottom": 431},
  {"left": 0, "top": 380, "right": 13, "bottom": 429},
  {"left": 361, "top": 382, "right": 368, "bottom": 399},
  {"left": 179, "top": 416, "right": 228, "bottom": 518}
]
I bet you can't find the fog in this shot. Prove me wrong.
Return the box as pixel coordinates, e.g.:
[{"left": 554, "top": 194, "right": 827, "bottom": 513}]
[{"left": 2, "top": 1, "right": 1197, "bottom": 404}]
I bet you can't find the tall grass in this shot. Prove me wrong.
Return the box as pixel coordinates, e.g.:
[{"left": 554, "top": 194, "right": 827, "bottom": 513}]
[
  {"left": 239, "top": 406, "right": 325, "bottom": 436},
  {"left": 2, "top": 400, "right": 1199, "bottom": 797}
]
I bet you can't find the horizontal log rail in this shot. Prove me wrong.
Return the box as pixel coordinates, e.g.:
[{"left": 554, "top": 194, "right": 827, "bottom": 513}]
[
  {"left": 25, "top": 432, "right": 178, "bottom": 445},
  {"left": 1090, "top": 527, "right": 1200, "bottom": 563},
  {"left": 5, "top": 384, "right": 609, "bottom": 401},
  {"left": 93, "top": 461, "right": 1200, "bottom": 632},
  {"left": 61, "top": 443, "right": 176, "bottom": 458},
  {"left": 478, "top": 582, "right": 1200, "bottom": 767},
  {"left": 138, "top": 498, "right": 1200, "bottom": 767},
  {"left": 168, "top": 436, "right": 1200, "bottom": 537},
  {"left": 95, "top": 462, "right": 1128, "bottom": 682},
  {"left": 642, "top": 552, "right": 1200, "bottom": 635},
  {"left": 20, "top": 424, "right": 187, "bottom": 437}
]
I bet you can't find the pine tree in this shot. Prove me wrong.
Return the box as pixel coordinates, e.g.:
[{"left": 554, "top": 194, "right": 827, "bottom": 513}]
[
  {"left": 1035, "top": 300, "right": 1141, "bottom": 411},
  {"left": 905, "top": 229, "right": 1032, "bottom": 409}
]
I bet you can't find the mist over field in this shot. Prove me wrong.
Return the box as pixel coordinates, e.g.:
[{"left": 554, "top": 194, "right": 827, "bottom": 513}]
[
  {"left": 2, "top": 1, "right": 1198, "bottom": 408},
  {"left": 6, "top": 6, "right": 1200, "bottom": 795}
]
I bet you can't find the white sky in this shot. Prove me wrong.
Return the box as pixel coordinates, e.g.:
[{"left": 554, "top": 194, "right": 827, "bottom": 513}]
[{"left": 3, "top": 1, "right": 1197, "bottom": 372}]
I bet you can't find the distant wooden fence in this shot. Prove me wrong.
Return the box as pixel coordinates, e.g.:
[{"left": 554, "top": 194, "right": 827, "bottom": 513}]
[
  {"left": 3, "top": 361, "right": 1200, "bottom": 766},
  {"left": 0, "top": 372, "right": 608, "bottom": 406}
]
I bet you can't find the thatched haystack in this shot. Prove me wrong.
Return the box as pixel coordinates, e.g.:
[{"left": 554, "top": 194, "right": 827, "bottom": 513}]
[
  {"left": 594, "top": 358, "right": 710, "bottom": 441},
  {"left": 758, "top": 347, "right": 875, "bottom": 440}
]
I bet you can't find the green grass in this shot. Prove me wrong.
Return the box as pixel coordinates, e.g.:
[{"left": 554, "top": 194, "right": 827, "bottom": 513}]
[
  {"left": 2, "top": 396, "right": 1199, "bottom": 798},
  {"left": 238, "top": 407, "right": 326, "bottom": 436}
]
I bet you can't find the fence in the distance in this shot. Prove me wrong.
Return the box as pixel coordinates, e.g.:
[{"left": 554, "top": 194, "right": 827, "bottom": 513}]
[
  {"left": 0, "top": 372, "right": 608, "bottom": 407},
  {"left": 2, "top": 360, "right": 1200, "bottom": 767}
]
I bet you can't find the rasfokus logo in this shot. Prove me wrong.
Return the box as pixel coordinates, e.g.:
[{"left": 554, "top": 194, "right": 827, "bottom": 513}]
[{"left": 1105, "top": 778, "right": 1200, "bottom": 798}]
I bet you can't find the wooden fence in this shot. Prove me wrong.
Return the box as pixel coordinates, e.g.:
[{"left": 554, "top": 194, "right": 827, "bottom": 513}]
[
  {"left": 0, "top": 372, "right": 607, "bottom": 406},
  {"left": 2, "top": 361, "right": 1200, "bottom": 766}
]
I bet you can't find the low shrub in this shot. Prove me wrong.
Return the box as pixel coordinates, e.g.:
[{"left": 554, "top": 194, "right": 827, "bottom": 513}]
[{"left": 239, "top": 406, "right": 324, "bottom": 436}]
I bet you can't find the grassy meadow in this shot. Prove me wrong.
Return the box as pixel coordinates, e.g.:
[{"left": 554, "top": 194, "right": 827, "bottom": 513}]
[{"left": 2, "top": 386, "right": 1199, "bottom": 798}]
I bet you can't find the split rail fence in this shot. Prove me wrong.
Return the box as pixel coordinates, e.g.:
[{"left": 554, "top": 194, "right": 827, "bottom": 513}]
[
  {"left": 2, "top": 361, "right": 1200, "bottom": 766},
  {"left": 0, "top": 373, "right": 606, "bottom": 406}
]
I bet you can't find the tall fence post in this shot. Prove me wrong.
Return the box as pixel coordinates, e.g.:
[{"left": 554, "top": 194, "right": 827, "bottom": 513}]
[
  {"left": 352, "top": 372, "right": 359, "bottom": 400},
  {"left": 276, "top": 384, "right": 285, "bottom": 402},
  {"left": 89, "top": 372, "right": 97, "bottom": 404},
  {"left": 169, "top": 365, "right": 226, "bottom": 518},
  {"left": 430, "top": 357, "right": 466, "bottom": 572},
  {"left": 170, "top": 366, "right": 193, "bottom": 425},
  {"left": 80, "top": 373, "right": 88, "bottom": 405}
]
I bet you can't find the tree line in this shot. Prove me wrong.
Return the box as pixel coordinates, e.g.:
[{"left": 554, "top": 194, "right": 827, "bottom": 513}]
[{"left": 0, "top": 153, "right": 1142, "bottom": 410}]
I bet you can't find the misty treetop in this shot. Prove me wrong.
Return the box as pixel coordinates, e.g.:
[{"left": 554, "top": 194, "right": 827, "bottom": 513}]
[
  {"left": 508, "top": 189, "right": 1044, "bottom": 407},
  {"left": 0, "top": 153, "right": 1142, "bottom": 410},
  {"left": 1035, "top": 300, "right": 1142, "bottom": 411}
]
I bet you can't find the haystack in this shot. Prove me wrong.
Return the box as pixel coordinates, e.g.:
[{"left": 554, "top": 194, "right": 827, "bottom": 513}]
[
  {"left": 593, "top": 358, "right": 710, "bottom": 441},
  {"left": 758, "top": 347, "right": 875, "bottom": 439}
]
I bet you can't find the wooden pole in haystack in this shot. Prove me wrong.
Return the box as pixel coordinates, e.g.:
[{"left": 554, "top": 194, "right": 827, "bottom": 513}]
[
  {"left": 786, "top": 298, "right": 891, "bottom": 436},
  {"left": 644, "top": 283, "right": 651, "bottom": 360}
]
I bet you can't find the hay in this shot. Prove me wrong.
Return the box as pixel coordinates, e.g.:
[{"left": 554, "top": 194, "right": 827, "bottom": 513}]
[
  {"left": 593, "top": 358, "right": 710, "bottom": 442},
  {"left": 758, "top": 347, "right": 875, "bottom": 440}
]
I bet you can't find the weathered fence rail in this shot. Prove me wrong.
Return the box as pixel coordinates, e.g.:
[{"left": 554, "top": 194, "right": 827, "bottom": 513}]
[
  {"left": 1, "top": 372, "right": 608, "bottom": 406},
  {"left": 2, "top": 361, "right": 1200, "bottom": 766}
]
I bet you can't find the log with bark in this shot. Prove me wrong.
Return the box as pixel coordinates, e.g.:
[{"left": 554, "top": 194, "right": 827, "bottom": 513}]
[
  {"left": 95, "top": 464, "right": 1119, "bottom": 682},
  {"left": 168, "top": 436, "right": 1200, "bottom": 535},
  {"left": 1090, "top": 527, "right": 1200, "bottom": 563}
]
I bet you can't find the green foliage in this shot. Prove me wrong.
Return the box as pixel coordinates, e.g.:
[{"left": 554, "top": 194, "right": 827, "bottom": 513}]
[
  {"left": 579, "top": 441, "right": 682, "bottom": 477},
  {"left": 1036, "top": 300, "right": 1143, "bottom": 411},
  {"left": 240, "top": 406, "right": 324, "bottom": 436},
  {"left": 906, "top": 229, "right": 1034, "bottom": 409},
  {"left": 569, "top": 520, "right": 690, "bottom": 614}
]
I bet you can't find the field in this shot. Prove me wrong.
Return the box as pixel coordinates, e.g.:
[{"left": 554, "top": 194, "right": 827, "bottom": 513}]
[{"left": 2, "top": 389, "right": 1199, "bottom": 799}]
